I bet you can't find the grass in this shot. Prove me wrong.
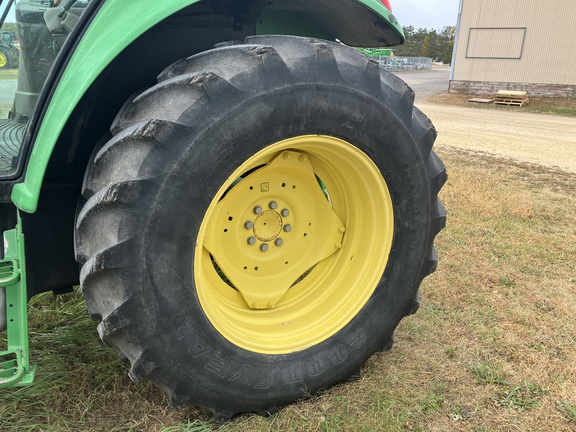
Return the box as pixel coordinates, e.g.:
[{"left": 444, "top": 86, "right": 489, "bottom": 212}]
[
  {"left": 426, "top": 92, "right": 576, "bottom": 117},
  {"left": 557, "top": 401, "right": 576, "bottom": 423},
  {"left": 0, "top": 69, "right": 18, "bottom": 80},
  {"left": 491, "top": 382, "right": 548, "bottom": 412},
  {"left": 1, "top": 147, "right": 576, "bottom": 431}
]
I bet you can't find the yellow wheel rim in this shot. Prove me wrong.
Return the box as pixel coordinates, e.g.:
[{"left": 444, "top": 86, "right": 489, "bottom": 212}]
[
  {"left": 0, "top": 52, "right": 7, "bottom": 68},
  {"left": 195, "top": 135, "right": 394, "bottom": 354}
]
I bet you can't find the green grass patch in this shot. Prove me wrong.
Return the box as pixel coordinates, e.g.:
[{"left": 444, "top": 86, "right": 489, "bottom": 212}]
[
  {"left": 492, "top": 382, "right": 548, "bottom": 411},
  {"left": 2, "top": 148, "right": 576, "bottom": 431},
  {"left": 471, "top": 362, "right": 508, "bottom": 386},
  {"left": 161, "top": 421, "right": 213, "bottom": 432},
  {"left": 557, "top": 401, "right": 576, "bottom": 423}
]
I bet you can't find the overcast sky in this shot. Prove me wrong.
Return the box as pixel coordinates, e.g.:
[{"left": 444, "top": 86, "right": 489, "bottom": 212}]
[{"left": 391, "top": 0, "right": 461, "bottom": 30}]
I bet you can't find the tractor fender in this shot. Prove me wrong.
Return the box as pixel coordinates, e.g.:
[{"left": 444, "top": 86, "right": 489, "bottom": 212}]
[
  {"left": 11, "top": 0, "right": 403, "bottom": 214},
  {"left": 8, "top": 0, "right": 404, "bottom": 298}
]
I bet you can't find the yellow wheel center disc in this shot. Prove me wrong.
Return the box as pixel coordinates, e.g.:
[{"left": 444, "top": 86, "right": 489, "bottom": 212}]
[{"left": 195, "top": 135, "right": 394, "bottom": 354}]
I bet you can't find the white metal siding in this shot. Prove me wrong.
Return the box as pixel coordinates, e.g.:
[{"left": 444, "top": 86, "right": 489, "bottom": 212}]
[{"left": 453, "top": 0, "right": 576, "bottom": 85}]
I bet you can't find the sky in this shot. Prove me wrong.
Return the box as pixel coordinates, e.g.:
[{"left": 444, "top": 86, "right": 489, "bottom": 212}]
[
  {"left": 391, "top": 0, "right": 461, "bottom": 30},
  {"left": 1, "top": 3, "right": 15, "bottom": 23}
]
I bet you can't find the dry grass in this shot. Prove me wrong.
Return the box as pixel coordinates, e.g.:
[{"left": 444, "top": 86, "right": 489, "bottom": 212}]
[
  {"left": 0, "top": 69, "right": 18, "bottom": 80},
  {"left": 1, "top": 148, "right": 575, "bottom": 431},
  {"left": 426, "top": 93, "right": 576, "bottom": 117}
]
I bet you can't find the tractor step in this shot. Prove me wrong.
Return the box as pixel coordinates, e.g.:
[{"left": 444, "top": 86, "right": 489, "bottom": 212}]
[
  {"left": 0, "top": 119, "right": 26, "bottom": 174},
  {"left": 0, "top": 259, "right": 19, "bottom": 286},
  {"left": 0, "top": 215, "right": 35, "bottom": 389},
  {"left": 0, "top": 352, "right": 36, "bottom": 387}
]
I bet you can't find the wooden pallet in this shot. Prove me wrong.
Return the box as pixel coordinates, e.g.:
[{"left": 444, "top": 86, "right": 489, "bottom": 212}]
[
  {"left": 494, "top": 90, "right": 529, "bottom": 107},
  {"left": 495, "top": 98, "right": 529, "bottom": 106}
]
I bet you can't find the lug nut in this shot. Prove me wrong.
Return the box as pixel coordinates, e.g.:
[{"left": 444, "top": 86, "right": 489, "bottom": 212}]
[
  {"left": 269, "top": 201, "right": 278, "bottom": 210},
  {"left": 284, "top": 224, "right": 292, "bottom": 232},
  {"left": 247, "top": 237, "right": 256, "bottom": 245},
  {"left": 245, "top": 221, "right": 254, "bottom": 229},
  {"left": 281, "top": 209, "right": 290, "bottom": 217},
  {"left": 260, "top": 243, "right": 269, "bottom": 252},
  {"left": 275, "top": 238, "right": 284, "bottom": 246},
  {"left": 254, "top": 206, "right": 263, "bottom": 215}
]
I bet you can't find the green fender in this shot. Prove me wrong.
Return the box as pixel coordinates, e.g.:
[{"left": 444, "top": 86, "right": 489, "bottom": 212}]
[{"left": 11, "top": 0, "right": 403, "bottom": 213}]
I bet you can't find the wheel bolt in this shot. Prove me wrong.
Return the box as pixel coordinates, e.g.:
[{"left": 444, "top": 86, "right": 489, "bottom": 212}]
[
  {"left": 269, "top": 201, "right": 278, "bottom": 210},
  {"left": 275, "top": 238, "right": 283, "bottom": 247},
  {"left": 245, "top": 221, "right": 254, "bottom": 229},
  {"left": 247, "top": 237, "right": 256, "bottom": 245},
  {"left": 281, "top": 209, "right": 290, "bottom": 217},
  {"left": 260, "top": 243, "right": 269, "bottom": 252},
  {"left": 254, "top": 206, "right": 263, "bottom": 215},
  {"left": 284, "top": 224, "right": 292, "bottom": 232}
]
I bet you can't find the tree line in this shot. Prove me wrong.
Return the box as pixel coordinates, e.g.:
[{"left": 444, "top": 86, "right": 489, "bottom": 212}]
[{"left": 394, "top": 26, "right": 456, "bottom": 64}]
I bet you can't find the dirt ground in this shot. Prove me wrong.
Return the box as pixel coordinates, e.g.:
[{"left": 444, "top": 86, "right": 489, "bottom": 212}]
[{"left": 416, "top": 101, "right": 576, "bottom": 173}]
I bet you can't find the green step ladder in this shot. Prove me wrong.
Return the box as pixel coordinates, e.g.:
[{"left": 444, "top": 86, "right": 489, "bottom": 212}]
[{"left": 0, "top": 213, "right": 35, "bottom": 388}]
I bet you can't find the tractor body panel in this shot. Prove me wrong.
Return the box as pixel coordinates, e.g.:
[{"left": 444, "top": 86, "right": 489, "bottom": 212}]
[
  {"left": 0, "top": 2, "right": 449, "bottom": 417},
  {"left": 0, "top": 0, "right": 403, "bottom": 299},
  {"left": 5, "top": 0, "right": 403, "bottom": 213}
]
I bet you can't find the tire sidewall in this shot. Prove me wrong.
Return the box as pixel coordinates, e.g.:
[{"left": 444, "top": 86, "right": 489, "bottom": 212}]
[{"left": 132, "top": 84, "right": 431, "bottom": 408}]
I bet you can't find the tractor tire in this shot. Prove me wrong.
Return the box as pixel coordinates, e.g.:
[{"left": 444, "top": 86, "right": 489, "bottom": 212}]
[
  {"left": 75, "top": 35, "right": 446, "bottom": 421},
  {"left": 0, "top": 48, "right": 8, "bottom": 69}
]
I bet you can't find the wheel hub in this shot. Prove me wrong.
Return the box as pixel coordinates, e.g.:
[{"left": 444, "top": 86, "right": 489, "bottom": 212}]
[
  {"left": 253, "top": 210, "right": 282, "bottom": 242},
  {"left": 203, "top": 150, "right": 345, "bottom": 309},
  {"left": 196, "top": 135, "right": 394, "bottom": 353}
]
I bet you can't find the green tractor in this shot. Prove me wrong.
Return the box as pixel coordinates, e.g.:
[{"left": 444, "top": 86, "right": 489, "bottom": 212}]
[
  {"left": 0, "top": 30, "right": 19, "bottom": 68},
  {"left": 0, "top": 0, "right": 446, "bottom": 420}
]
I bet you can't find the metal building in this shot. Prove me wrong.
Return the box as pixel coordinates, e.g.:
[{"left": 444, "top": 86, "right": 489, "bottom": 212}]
[{"left": 449, "top": 0, "right": 576, "bottom": 97}]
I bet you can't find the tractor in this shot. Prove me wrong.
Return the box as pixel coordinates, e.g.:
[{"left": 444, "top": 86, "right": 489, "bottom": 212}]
[
  {"left": 0, "top": 0, "right": 446, "bottom": 421},
  {"left": 0, "top": 30, "right": 19, "bottom": 69}
]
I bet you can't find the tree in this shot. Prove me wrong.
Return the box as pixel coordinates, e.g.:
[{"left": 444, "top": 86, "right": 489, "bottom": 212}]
[
  {"left": 394, "top": 26, "right": 456, "bottom": 64},
  {"left": 420, "top": 35, "right": 432, "bottom": 58}
]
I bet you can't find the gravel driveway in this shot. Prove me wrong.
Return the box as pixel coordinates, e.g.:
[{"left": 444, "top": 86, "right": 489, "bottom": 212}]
[{"left": 417, "top": 102, "right": 576, "bottom": 173}]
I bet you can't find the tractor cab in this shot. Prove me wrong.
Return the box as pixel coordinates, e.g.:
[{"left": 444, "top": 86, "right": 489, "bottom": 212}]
[{"left": 0, "top": 0, "right": 88, "bottom": 177}]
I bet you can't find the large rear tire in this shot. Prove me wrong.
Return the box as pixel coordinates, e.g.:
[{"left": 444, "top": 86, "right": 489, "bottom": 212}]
[
  {"left": 75, "top": 35, "right": 446, "bottom": 421},
  {"left": 0, "top": 48, "right": 9, "bottom": 69}
]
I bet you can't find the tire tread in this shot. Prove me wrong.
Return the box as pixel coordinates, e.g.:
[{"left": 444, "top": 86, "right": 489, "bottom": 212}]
[{"left": 76, "top": 35, "right": 447, "bottom": 419}]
